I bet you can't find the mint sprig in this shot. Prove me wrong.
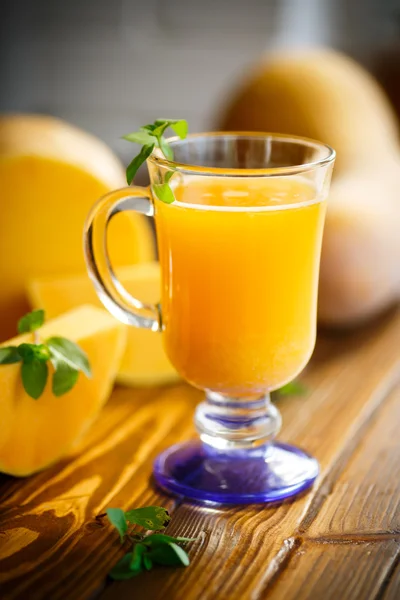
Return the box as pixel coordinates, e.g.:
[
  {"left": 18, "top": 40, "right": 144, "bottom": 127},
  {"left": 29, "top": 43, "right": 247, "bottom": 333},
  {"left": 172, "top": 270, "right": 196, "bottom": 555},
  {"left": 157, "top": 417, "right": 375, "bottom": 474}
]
[
  {"left": 105, "top": 505, "right": 196, "bottom": 579},
  {"left": 123, "top": 118, "right": 188, "bottom": 202},
  {"left": 0, "top": 309, "right": 91, "bottom": 400}
]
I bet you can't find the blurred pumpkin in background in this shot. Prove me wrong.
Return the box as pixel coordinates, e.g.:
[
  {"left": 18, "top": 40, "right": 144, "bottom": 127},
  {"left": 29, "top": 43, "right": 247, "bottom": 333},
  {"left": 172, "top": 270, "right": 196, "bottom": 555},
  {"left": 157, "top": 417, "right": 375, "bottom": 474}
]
[
  {"left": 0, "top": 115, "right": 155, "bottom": 340},
  {"left": 219, "top": 49, "right": 400, "bottom": 326}
]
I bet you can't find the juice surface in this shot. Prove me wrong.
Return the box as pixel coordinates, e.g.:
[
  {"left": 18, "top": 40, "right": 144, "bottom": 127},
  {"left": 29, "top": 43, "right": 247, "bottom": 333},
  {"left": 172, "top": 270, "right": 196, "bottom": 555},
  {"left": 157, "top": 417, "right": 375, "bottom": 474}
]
[{"left": 155, "top": 176, "right": 326, "bottom": 395}]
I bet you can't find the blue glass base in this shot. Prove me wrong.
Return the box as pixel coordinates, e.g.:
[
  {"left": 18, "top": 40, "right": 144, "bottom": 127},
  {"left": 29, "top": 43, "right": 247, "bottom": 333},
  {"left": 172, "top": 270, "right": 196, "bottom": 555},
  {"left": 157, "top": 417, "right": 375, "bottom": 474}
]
[{"left": 153, "top": 440, "right": 319, "bottom": 505}]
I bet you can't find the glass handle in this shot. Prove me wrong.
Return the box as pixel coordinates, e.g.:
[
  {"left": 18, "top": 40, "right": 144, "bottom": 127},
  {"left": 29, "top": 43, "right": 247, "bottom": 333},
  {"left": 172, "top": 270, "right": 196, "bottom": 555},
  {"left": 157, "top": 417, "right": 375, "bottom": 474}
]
[{"left": 84, "top": 187, "right": 161, "bottom": 332}]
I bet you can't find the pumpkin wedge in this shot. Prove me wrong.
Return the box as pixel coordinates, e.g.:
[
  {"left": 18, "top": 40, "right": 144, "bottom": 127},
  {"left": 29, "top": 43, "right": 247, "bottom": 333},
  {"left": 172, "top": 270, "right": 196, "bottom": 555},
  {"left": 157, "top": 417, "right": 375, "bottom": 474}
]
[
  {"left": 0, "top": 305, "right": 126, "bottom": 476},
  {"left": 28, "top": 263, "right": 179, "bottom": 386}
]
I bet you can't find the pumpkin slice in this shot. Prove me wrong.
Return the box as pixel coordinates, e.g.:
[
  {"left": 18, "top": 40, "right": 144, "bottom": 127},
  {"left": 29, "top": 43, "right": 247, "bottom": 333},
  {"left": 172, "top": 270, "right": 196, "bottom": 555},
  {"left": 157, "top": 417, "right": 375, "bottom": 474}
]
[
  {"left": 27, "top": 263, "right": 179, "bottom": 386},
  {"left": 0, "top": 305, "right": 126, "bottom": 476},
  {"left": 0, "top": 114, "right": 155, "bottom": 340}
]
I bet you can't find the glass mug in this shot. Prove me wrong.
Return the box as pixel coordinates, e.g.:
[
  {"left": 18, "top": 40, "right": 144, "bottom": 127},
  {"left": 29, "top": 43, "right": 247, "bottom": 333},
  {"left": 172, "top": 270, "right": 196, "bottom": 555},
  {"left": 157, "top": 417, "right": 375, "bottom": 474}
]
[{"left": 84, "top": 133, "right": 335, "bottom": 504}]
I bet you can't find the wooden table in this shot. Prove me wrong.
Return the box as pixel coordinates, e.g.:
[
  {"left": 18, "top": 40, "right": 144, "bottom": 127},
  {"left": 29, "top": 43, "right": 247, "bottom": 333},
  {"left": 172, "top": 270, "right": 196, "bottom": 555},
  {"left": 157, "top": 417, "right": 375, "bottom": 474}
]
[{"left": 1, "top": 308, "right": 399, "bottom": 600}]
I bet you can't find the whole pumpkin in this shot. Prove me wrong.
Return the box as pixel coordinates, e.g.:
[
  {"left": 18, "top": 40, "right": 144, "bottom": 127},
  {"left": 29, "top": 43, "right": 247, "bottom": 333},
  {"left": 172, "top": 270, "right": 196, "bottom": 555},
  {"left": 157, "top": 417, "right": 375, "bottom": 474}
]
[{"left": 220, "top": 50, "right": 400, "bottom": 325}]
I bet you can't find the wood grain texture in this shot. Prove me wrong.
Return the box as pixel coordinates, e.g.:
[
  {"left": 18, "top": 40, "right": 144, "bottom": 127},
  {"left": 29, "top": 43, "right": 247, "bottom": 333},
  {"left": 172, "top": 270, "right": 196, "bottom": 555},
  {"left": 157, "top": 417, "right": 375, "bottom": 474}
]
[
  {"left": 266, "top": 540, "right": 400, "bottom": 600},
  {"left": 382, "top": 557, "right": 400, "bottom": 600},
  {"left": 0, "top": 308, "right": 399, "bottom": 600},
  {"left": 306, "top": 384, "right": 400, "bottom": 538}
]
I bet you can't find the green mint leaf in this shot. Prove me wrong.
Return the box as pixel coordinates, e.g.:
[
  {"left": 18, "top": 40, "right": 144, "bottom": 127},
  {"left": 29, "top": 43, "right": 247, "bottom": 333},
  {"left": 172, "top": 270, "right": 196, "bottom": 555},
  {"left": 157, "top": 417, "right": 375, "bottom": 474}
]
[
  {"left": 123, "top": 131, "right": 155, "bottom": 145},
  {"left": 151, "top": 122, "right": 170, "bottom": 138},
  {"left": 51, "top": 359, "right": 79, "bottom": 396},
  {"left": 143, "top": 534, "right": 196, "bottom": 547},
  {"left": 0, "top": 346, "right": 21, "bottom": 364},
  {"left": 278, "top": 381, "right": 307, "bottom": 396},
  {"left": 17, "top": 343, "right": 51, "bottom": 363},
  {"left": 164, "top": 170, "right": 174, "bottom": 184},
  {"left": 106, "top": 508, "right": 128, "bottom": 542},
  {"left": 109, "top": 544, "right": 150, "bottom": 580},
  {"left": 130, "top": 543, "right": 148, "bottom": 573},
  {"left": 170, "top": 120, "right": 188, "bottom": 139},
  {"left": 140, "top": 124, "right": 157, "bottom": 132},
  {"left": 153, "top": 119, "right": 188, "bottom": 139},
  {"left": 17, "top": 309, "right": 45, "bottom": 334},
  {"left": 159, "top": 136, "right": 174, "bottom": 160},
  {"left": 148, "top": 542, "right": 190, "bottom": 567},
  {"left": 34, "top": 344, "right": 51, "bottom": 361},
  {"left": 150, "top": 123, "right": 174, "bottom": 159},
  {"left": 126, "top": 143, "right": 154, "bottom": 185},
  {"left": 143, "top": 554, "right": 153, "bottom": 571},
  {"left": 21, "top": 359, "right": 48, "bottom": 399},
  {"left": 152, "top": 183, "right": 175, "bottom": 204},
  {"left": 109, "top": 553, "right": 138, "bottom": 580},
  {"left": 46, "top": 337, "right": 91, "bottom": 378},
  {"left": 18, "top": 343, "right": 35, "bottom": 362},
  {"left": 125, "top": 506, "right": 171, "bottom": 530}
]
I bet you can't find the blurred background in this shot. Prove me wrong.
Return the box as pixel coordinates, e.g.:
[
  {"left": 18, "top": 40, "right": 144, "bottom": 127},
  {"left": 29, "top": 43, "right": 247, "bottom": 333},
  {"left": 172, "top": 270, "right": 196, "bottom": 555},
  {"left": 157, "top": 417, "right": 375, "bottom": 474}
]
[{"left": 1, "top": 0, "right": 399, "bottom": 165}]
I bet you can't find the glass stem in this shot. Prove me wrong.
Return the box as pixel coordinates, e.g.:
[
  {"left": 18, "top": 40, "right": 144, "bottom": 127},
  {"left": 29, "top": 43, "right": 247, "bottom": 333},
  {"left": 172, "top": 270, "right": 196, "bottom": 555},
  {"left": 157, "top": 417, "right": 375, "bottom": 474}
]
[{"left": 195, "top": 391, "right": 282, "bottom": 450}]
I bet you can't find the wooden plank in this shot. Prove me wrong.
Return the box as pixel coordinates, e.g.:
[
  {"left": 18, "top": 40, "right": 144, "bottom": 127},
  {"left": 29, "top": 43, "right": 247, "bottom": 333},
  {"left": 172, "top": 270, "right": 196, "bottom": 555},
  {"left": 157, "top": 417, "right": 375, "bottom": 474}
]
[
  {"left": 382, "top": 558, "right": 400, "bottom": 600},
  {"left": 265, "top": 540, "right": 400, "bottom": 600},
  {"left": 0, "top": 309, "right": 399, "bottom": 600},
  {"left": 305, "top": 383, "right": 400, "bottom": 538},
  {"left": 0, "top": 384, "right": 198, "bottom": 600},
  {"left": 259, "top": 382, "right": 400, "bottom": 600},
  {"left": 99, "top": 310, "right": 400, "bottom": 600}
]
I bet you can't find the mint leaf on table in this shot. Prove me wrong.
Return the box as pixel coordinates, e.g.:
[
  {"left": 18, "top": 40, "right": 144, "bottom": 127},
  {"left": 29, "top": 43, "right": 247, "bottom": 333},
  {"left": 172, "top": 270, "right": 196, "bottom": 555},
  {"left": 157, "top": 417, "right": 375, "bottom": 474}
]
[
  {"left": 109, "top": 553, "right": 137, "bottom": 580},
  {"left": 125, "top": 506, "right": 171, "bottom": 530},
  {"left": 46, "top": 337, "right": 91, "bottom": 377},
  {"left": 143, "top": 553, "right": 153, "bottom": 571},
  {"left": 0, "top": 346, "right": 22, "bottom": 364},
  {"left": 106, "top": 508, "right": 128, "bottom": 542},
  {"left": 130, "top": 543, "right": 148, "bottom": 574},
  {"left": 17, "top": 309, "right": 45, "bottom": 333},
  {"left": 106, "top": 504, "right": 194, "bottom": 580},
  {"left": 109, "top": 544, "right": 149, "bottom": 580},
  {"left": 108, "top": 538, "right": 190, "bottom": 580},
  {"left": 278, "top": 381, "right": 307, "bottom": 396},
  {"left": 21, "top": 359, "right": 48, "bottom": 400},
  {"left": 148, "top": 542, "right": 190, "bottom": 567}
]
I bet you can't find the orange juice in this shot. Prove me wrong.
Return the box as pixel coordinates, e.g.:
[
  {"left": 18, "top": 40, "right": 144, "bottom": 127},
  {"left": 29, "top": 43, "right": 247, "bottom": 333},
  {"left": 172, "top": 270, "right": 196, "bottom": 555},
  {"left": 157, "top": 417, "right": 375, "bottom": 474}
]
[{"left": 155, "top": 177, "right": 326, "bottom": 395}]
